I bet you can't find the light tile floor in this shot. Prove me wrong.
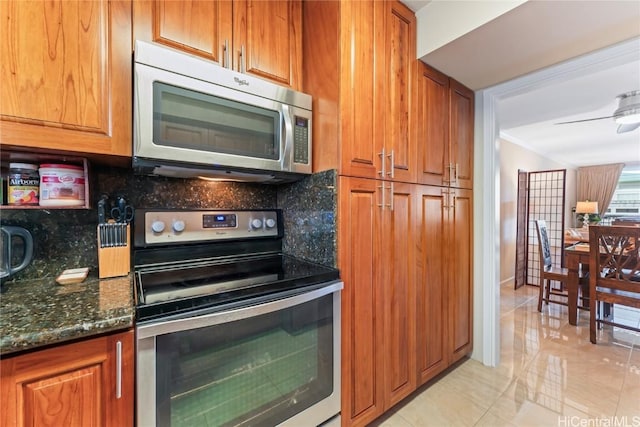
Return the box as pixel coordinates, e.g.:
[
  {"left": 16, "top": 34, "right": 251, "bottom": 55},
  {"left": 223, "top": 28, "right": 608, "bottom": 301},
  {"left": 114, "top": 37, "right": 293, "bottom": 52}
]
[{"left": 371, "top": 283, "right": 640, "bottom": 427}]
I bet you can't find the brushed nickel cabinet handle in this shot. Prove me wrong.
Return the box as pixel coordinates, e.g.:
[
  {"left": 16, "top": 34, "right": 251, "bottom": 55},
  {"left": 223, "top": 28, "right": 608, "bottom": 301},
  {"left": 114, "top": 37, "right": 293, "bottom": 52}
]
[
  {"left": 377, "top": 183, "right": 386, "bottom": 210},
  {"left": 442, "top": 188, "right": 450, "bottom": 209},
  {"left": 240, "top": 45, "right": 246, "bottom": 73},
  {"left": 223, "top": 39, "right": 230, "bottom": 69},
  {"left": 116, "top": 340, "right": 122, "bottom": 399},
  {"left": 388, "top": 183, "right": 394, "bottom": 211},
  {"left": 455, "top": 163, "right": 459, "bottom": 184},
  {"left": 378, "top": 147, "right": 386, "bottom": 177},
  {"left": 387, "top": 150, "right": 394, "bottom": 178}
]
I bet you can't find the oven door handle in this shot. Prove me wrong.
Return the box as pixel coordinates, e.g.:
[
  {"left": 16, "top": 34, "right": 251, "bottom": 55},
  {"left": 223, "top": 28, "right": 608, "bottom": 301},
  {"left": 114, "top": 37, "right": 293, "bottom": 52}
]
[{"left": 137, "top": 281, "right": 343, "bottom": 338}]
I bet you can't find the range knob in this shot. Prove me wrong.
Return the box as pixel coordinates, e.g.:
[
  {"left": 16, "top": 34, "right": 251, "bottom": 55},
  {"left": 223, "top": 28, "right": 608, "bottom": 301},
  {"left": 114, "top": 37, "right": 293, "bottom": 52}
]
[
  {"left": 251, "top": 218, "right": 263, "bottom": 229},
  {"left": 172, "top": 220, "right": 186, "bottom": 232},
  {"left": 265, "top": 218, "right": 276, "bottom": 229},
  {"left": 151, "top": 220, "right": 166, "bottom": 233}
]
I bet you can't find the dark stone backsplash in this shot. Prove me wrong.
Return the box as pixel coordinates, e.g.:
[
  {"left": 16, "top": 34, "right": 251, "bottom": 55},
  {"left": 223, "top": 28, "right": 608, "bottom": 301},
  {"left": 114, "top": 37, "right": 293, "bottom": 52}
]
[{"left": 1, "top": 165, "right": 337, "bottom": 284}]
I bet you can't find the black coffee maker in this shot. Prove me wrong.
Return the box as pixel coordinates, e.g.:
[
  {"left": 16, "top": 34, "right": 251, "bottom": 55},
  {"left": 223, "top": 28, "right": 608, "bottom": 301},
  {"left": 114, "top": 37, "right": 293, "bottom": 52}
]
[{"left": 0, "top": 226, "right": 34, "bottom": 288}]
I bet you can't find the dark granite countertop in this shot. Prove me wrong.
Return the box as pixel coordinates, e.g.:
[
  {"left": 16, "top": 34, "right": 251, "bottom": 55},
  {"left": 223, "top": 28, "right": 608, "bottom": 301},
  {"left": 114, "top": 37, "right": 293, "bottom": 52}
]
[{"left": 0, "top": 274, "right": 134, "bottom": 356}]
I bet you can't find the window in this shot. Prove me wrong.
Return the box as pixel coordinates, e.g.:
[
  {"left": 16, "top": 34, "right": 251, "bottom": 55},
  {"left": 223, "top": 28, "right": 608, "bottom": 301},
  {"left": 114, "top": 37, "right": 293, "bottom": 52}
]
[{"left": 604, "top": 167, "right": 640, "bottom": 220}]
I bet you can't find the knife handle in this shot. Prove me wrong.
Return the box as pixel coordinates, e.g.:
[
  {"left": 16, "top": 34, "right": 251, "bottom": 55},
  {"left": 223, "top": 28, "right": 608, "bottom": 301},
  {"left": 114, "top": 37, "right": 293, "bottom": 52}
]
[{"left": 97, "top": 195, "right": 108, "bottom": 224}]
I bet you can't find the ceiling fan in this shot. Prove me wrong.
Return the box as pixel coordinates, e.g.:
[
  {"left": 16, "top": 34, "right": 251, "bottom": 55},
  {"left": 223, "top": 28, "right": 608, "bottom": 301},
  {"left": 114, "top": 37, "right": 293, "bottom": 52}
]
[{"left": 555, "top": 90, "right": 640, "bottom": 133}]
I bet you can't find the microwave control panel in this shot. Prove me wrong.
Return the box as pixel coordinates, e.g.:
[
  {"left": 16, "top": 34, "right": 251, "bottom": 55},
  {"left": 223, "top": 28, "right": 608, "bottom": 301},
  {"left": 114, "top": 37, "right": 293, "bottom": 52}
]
[{"left": 293, "top": 116, "right": 309, "bottom": 164}]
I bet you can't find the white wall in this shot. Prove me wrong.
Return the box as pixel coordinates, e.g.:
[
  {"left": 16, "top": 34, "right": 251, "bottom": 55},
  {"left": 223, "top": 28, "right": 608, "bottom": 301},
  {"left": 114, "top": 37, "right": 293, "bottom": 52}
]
[{"left": 499, "top": 138, "right": 577, "bottom": 283}]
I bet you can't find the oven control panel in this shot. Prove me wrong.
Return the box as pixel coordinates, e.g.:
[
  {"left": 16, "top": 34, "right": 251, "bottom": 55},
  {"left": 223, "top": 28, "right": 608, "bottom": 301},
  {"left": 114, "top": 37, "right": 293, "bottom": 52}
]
[{"left": 140, "top": 210, "right": 280, "bottom": 245}]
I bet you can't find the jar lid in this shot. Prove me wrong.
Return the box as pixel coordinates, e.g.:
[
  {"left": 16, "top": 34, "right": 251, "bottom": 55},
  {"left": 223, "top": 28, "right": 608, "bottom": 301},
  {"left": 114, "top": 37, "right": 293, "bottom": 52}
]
[
  {"left": 40, "top": 164, "right": 83, "bottom": 170},
  {"left": 9, "top": 163, "right": 38, "bottom": 170}
]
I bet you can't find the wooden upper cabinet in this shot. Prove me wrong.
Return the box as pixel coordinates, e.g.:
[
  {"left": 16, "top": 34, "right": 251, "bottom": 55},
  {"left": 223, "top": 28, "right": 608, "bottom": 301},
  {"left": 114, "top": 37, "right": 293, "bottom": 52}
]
[
  {"left": 134, "top": 0, "right": 302, "bottom": 90},
  {"left": 339, "top": 0, "right": 385, "bottom": 180},
  {"left": 384, "top": 1, "right": 416, "bottom": 184},
  {"left": 0, "top": 0, "right": 132, "bottom": 157},
  {"left": 0, "top": 329, "right": 134, "bottom": 427},
  {"left": 234, "top": 0, "right": 302, "bottom": 88},
  {"left": 134, "top": 0, "right": 232, "bottom": 65},
  {"left": 417, "top": 63, "right": 450, "bottom": 187},
  {"left": 341, "top": 0, "right": 416, "bottom": 182},
  {"left": 417, "top": 63, "right": 474, "bottom": 189},
  {"left": 450, "top": 79, "right": 474, "bottom": 189}
]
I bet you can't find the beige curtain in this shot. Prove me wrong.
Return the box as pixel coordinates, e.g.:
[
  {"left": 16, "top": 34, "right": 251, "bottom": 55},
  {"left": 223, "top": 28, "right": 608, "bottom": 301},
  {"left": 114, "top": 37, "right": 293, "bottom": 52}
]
[{"left": 577, "top": 163, "right": 625, "bottom": 216}]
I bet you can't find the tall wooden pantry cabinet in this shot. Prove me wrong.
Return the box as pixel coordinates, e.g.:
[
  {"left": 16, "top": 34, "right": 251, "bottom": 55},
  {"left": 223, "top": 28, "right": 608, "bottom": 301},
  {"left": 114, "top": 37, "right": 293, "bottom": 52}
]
[{"left": 304, "top": 1, "right": 474, "bottom": 425}]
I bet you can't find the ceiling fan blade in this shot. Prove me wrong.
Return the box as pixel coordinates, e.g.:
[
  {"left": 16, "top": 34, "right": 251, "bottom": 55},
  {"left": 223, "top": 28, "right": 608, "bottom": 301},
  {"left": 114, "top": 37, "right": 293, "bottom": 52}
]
[
  {"left": 617, "top": 122, "right": 640, "bottom": 133},
  {"left": 555, "top": 116, "right": 613, "bottom": 125}
]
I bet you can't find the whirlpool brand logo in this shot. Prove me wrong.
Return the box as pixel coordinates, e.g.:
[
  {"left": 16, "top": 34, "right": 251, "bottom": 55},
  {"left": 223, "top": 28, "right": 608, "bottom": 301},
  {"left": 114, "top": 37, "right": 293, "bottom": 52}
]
[{"left": 234, "top": 77, "right": 249, "bottom": 86}]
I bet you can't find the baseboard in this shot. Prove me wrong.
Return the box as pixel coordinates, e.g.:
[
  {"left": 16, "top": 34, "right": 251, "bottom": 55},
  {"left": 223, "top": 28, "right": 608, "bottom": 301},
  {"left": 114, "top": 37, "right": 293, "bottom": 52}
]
[{"left": 500, "top": 276, "right": 515, "bottom": 287}]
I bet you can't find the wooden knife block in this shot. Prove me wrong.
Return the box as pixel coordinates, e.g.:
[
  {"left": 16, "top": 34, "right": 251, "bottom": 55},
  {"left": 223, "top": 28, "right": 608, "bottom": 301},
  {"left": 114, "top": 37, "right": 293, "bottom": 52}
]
[{"left": 97, "top": 224, "right": 130, "bottom": 278}]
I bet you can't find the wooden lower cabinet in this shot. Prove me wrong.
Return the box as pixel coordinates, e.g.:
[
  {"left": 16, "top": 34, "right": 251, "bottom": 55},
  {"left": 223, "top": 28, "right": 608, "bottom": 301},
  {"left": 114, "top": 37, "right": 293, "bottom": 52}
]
[
  {"left": 0, "top": 329, "right": 134, "bottom": 427},
  {"left": 448, "top": 188, "right": 474, "bottom": 363},
  {"left": 338, "top": 177, "right": 416, "bottom": 426},
  {"left": 415, "top": 186, "right": 473, "bottom": 385},
  {"left": 340, "top": 179, "right": 473, "bottom": 425},
  {"left": 415, "top": 186, "right": 448, "bottom": 384}
]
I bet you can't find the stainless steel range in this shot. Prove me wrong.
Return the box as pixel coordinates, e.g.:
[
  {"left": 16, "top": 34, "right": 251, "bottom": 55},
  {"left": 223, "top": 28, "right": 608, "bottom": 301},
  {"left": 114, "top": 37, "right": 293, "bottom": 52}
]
[{"left": 133, "top": 209, "right": 342, "bottom": 427}]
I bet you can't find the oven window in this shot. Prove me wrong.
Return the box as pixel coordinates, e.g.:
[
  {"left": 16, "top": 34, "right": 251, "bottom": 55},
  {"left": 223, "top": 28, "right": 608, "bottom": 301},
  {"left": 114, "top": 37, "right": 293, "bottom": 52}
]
[
  {"left": 153, "top": 82, "right": 279, "bottom": 160},
  {"left": 154, "top": 294, "right": 334, "bottom": 427}
]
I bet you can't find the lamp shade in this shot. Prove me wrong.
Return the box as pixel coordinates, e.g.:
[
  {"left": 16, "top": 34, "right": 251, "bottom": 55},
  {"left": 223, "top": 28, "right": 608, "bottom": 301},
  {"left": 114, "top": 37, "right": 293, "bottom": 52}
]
[{"left": 576, "top": 201, "right": 599, "bottom": 214}]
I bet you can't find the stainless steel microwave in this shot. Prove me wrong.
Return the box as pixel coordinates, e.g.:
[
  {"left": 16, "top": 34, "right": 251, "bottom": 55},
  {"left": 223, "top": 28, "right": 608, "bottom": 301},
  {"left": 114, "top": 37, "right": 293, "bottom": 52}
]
[{"left": 133, "top": 40, "right": 312, "bottom": 183}]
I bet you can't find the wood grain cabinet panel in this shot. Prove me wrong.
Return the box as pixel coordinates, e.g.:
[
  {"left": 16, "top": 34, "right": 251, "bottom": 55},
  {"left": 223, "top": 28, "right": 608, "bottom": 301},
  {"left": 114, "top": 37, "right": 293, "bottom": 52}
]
[
  {"left": 338, "top": 177, "right": 417, "bottom": 426},
  {"left": 0, "top": 330, "right": 134, "bottom": 427},
  {"left": 450, "top": 80, "right": 474, "bottom": 189},
  {"left": 134, "top": 0, "right": 301, "bottom": 90},
  {"left": 417, "top": 62, "right": 474, "bottom": 189},
  {"left": 415, "top": 186, "right": 448, "bottom": 384},
  {"left": 383, "top": 182, "right": 416, "bottom": 408},
  {"left": 383, "top": 2, "right": 416, "bottom": 183},
  {"left": 416, "top": 65, "right": 450, "bottom": 187},
  {"left": 0, "top": 0, "right": 132, "bottom": 157},
  {"left": 449, "top": 188, "right": 473, "bottom": 362},
  {"left": 415, "top": 186, "right": 473, "bottom": 382},
  {"left": 338, "top": 177, "right": 384, "bottom": 424}
]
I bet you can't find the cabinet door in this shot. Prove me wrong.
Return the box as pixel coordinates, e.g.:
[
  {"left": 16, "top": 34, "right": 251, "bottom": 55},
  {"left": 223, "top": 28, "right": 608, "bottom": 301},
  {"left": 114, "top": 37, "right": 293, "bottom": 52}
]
[
  {"left": 233, "top": 0, "right": 302, "bottom": 89},
  {"left": 133, "top": 0, "right": 233, "bottom": 65},
  {"left": 0, "top": 330, "right": 134, "bottom": 427},
  {"left": 449, "top": 188, "right": 473, "bottom": 363},
  {"left": 417, "top": 63, "right": 450, "bottom": 187},
  {"left": 382, "top": 182, "right": 416, "bottom": 407},
  {"left": 383, "top": 1, "right": 416, "bottom": 183},
  {"left": 415, "top": 185, "right": 449, "bottom": 385},
  {"left": 338, "top": 176, "right": 384, "bottom": 426},
  {"left": 339, "top": 0, "right": 385, "bottom": 180},
  {"left": 450, "top": 79, "right": 474, "bottom": 189},
  {"left": 0, "top": 0, "right": 131, "bottom": 157}
]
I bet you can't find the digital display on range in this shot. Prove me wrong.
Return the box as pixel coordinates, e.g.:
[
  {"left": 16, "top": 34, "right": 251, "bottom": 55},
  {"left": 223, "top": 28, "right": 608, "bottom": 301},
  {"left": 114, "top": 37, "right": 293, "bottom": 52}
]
[{"left": 203, "top": 214, "right": 237, "bottom": 228}]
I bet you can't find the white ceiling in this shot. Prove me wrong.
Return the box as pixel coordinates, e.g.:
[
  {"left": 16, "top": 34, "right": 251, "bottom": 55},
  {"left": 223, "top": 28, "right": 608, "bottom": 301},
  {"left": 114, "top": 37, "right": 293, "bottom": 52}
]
[{"left": 404, "top": 0, "right": 640, "bottom": 169}]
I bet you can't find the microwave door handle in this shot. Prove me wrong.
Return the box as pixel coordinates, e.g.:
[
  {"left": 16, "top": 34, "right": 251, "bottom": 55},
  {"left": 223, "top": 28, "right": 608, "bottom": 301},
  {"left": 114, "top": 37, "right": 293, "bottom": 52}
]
[{"left": 281, "top": 105, "right": 294, "bottom": 171}]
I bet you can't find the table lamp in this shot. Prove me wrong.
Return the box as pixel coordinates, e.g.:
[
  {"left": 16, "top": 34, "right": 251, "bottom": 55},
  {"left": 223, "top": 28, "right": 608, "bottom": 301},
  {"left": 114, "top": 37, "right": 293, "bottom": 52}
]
[{"left": 576, "top": 200, "right": 599, "bottom": 228}]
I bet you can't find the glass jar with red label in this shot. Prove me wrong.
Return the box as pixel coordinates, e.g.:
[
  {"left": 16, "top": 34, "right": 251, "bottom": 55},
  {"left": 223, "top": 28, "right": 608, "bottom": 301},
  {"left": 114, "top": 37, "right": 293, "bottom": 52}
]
[{"left": 7, "top": 163, "right": 39, "bottom": 205}]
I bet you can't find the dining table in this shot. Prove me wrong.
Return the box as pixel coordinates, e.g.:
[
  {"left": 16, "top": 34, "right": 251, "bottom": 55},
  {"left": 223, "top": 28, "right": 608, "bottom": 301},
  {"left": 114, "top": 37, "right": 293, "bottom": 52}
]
[{"left": 564, "top": 242, "right": 590, "bottom": 326}]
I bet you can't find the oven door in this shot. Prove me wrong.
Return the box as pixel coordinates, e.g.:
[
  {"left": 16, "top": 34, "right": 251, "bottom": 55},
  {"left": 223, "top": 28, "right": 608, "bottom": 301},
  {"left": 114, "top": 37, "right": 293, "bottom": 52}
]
[{"left": 136, "top": 281, "right": 342, "bottom": 427}]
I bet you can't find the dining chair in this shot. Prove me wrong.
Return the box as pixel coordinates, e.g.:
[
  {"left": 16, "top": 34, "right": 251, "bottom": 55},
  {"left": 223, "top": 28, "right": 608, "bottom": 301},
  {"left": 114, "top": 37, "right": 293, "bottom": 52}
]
[
  {"left": 588, "top": 225, "right": 640, "bottom": 344},
  {"left": 534, "top": 220, "right": 570, "bottom": 312}
]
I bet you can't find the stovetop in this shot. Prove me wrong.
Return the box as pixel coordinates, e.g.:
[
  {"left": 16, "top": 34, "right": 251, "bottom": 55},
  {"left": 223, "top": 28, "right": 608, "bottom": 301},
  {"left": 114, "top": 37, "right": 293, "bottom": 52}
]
[{"left": 133, "top": 209, "right": 340, "bottom": 323}]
